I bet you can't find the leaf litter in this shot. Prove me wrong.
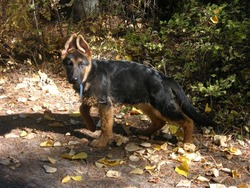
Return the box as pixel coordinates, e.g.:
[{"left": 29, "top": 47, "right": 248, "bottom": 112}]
[{"left": 0, "top": 67, "right": 250, "bottom": 187}]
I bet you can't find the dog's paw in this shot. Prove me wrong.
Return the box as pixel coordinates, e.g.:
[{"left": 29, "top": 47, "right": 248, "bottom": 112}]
[{"left": 90, "top": 134, "right": 112, "bottom": 148}]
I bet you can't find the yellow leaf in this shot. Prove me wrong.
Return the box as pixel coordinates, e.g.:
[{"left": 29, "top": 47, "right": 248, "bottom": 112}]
[
  {"left": 213, "top": 7, "right": 221, "bottom": 14},
  {"left": 61, "top": 153, "right": 73, "bottom": 159},
  {"left": 61, "top": 175, "right": 71, "bottom": 183},
  {"left": 115, "top": 55, "right": 122, "bottom": 60},
  {"left": 232, "top": 169, "right": 241, "bottom": 179},
  {"left": 69, "top": 111, "right": 81, "bottom": 117},
  {"left": 71, "top": 152, "right": 88, "bottom": 160},
  {"left": 210, "top": 15, "right": 219, "bottom": 24},
  {"left": 152, "top": 144, "right": 161, "bottom": 151},
  {"left": 124, "top": 55, "right": 132, "bottom": 61},
  {"left": 20, "top": 130, "right": 28, "bottom": 137},
  {"left": 40, "top": 140, "right": 53, "bottom": 147},
  {"left": 205, "top": 103, "right": 212, "bottom": 113},
  {"left": 169, "top": 125, "right": 179, "bottom": 134},
  {"left": 130, "top": 107, "right": 143, "bottom": 115},
  {"left": 71, "top": 176, "right": 82, "bottom": 181},
  {"left": 129, "top": 168, "right": 144, "bottom": 174},
  {"left": 145, "top": 165, "right": 156, "bottom": 170},
  {"left": 175, "top": 160, "right": 189, "bottom": 177},
  {"left": 98, "top": 158, "right": 123, "bottom": 167},
  {"left": 224, "top": 147, "right": 242, "bottom": 155}
]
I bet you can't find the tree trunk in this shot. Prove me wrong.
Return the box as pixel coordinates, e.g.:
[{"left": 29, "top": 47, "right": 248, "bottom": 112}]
[{"left": 73, "top": 0, "right": 99, "bottom": 20}]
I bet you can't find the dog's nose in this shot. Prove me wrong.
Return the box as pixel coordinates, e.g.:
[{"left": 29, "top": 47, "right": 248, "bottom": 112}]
[{"left": 69, "top": 77, "right": 78, "bottom": 83}]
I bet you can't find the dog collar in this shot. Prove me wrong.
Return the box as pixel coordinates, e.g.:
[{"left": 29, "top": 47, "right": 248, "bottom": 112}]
[{"left": 80, "top": 83, "right": 83, "bottom": 98}]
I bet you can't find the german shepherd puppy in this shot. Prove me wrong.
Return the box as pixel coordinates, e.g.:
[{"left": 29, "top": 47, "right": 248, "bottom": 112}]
[{"left": 62, "top": 34, "right": 216, "bottom": 147}]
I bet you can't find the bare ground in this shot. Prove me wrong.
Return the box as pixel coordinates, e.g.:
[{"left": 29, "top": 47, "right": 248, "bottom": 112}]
[{"left": 0, "top": 64, "right": 249, "bottom": 188}]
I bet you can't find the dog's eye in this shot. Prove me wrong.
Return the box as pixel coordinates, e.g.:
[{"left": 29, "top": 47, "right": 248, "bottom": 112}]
[{"left": 64, "top": 59, "right": 73, "bottom": 67}]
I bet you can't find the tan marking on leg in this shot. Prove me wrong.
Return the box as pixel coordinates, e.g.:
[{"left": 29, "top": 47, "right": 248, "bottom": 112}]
[
  {"left": 80, "top": 103, "right": 96, "bottom": 132},
  {"left": 135, "top": 103, "right": 166, "bottom": 136},
  {"left": 176, "top": 115, "right": 194, "bottom": 143},
  {"left": 90, "top": 103, "right": 114, "bottom": 148}
]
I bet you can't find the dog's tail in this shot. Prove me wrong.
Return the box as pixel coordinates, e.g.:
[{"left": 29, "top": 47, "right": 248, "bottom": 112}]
[{"left": 168, "top": 78, "right": 217, "bottom": 129}]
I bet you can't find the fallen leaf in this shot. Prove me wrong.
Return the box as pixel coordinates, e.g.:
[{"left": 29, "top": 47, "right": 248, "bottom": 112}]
[
  {"left": 125, "top": 143, "right": 141, "bottom": 152},
  {"left": 71, "top": 176, "right": 82, "bottom": 181},
  {"left": 129, "top": 155, "right": 140, "bottom": 162},
  {"left": 175, "top": 160, "right": 189, "bottom": 177},
  {"left": 106, "top": 170, "right": 121, "bottom": 178},
  {"left": 48, "top": 122, "right": 63, "bottom": 127},
  {"left": 210, "top": 15, "right": 219, "bottom": 24},
  {"left": 140, "top": 142, "right": 151, "bottom": 148},
  {"left": 224, "top": 147, "right": 242, "bottom": 155},
  {"left": 205, "top": 103, "right": 212, "bottom": 113},
  {"left": 47, "top": 156, "right": 56, "bottom": 164},
  {"left": 98, "top": 158, "right": 123, "bottom": 167},
  {"left": 69, "top": 111, "right": 81, "bottom": 117},
  {"left": 61, "top": 175, "right": 71, "bottom": 183},
  {"left": 43, "top": 165, "right": 57, "bottom": 173},
  {"left": 176, "top": 179, "right": 191, "bottom": 187},
  {"left": 232, "top": 169, "right": 241, "bottom": 179},
  {"left": 71, "top": 152, "right": 88, "bottom": 160},
  {"left": 183, "top": 143, "right": 196, "bottom": 152},
  {"left": 53, "top": 141, "right": 62, "bottom": 147},
  {"left": 40, "top": 140, "right": 54, "bottom": 147},
  {"left": 129, "top": 168, "right": 144, "bottom": 175},
  {"left": 209, "top": 183, "right": 227, "bottom": 188},
  {"left": 20, "top": 130, "right": 28, "bottom": 138},
  {"left": 196, "top": 175, "right": 210, "bottom": 182}
]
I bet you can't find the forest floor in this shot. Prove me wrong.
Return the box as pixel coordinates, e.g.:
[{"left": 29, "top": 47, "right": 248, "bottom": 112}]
[{"left": 0, "top": 63, "right": 249, "bottom": 188}]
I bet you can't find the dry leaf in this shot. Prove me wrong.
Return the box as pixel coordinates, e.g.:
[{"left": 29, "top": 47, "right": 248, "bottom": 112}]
[
  {"left": 71, "top": 176, "right": 82, "bottom": 181},
  {"left": 183, "top": 143, "right": 196, "bottom": 152},
  {"left": 175, "top": 160, "right": 189, "bottom": 177},
  {"left": 61, "top": 175, "right": 71, "bottom": 183},
  {"left": 53, "top": 141, "right": 62, "bottom": 147},
  {"left": 205, "top": 103, "right": 212, "bottom": 113},
  {"left": 129, "top": 155, "right": 140, "bottom": 162},
  {"left": 209, "top": 183, "right": 227, "bottom": 188},
  {"left": 61, "top": 152, "right": 88, "bottom": 160},
  {"left": 98, "top": 158, "right": 123, "bottom": 167},
  {"left": 20, "top": 130, "right": 28, "bottom": 138},
  {"left": 106, "top": 170, "right": 121, "bottom": 178},
  {"left": 232, "top": 169, "right": 241, "bottom": 179},
  {"left": 210, "top": 15, "right": 219, "bottom": 24},
  {"left": 40, "top": 140, "right": 54, "bottom": 147},
  {"left": 43, "top": 165, "right": 57, "bottom": 173},
  {"left": 125, "top": 143, "right": 141, "bottom": 152},
  {"left": 129, "top": 168, "right": 144, "bottom": 175},
  {"left": 47, "top": 156, "right": 56, "bottom": 164},
  {"left": 225, "top": 147, "right": 242, "bottom": 155},
  {"left": 176, "top": 179, "right": 191, "bottom": 187},
  {"left": 196, "top": 175, "right": 210, "bottom": 182},
  {"left": 71, "top": 152, "right": 88, "bottom": 160}
]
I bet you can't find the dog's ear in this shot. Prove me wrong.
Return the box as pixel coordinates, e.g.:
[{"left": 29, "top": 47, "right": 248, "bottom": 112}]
[
  {"left": 61, "top": 34, "right": 77, "bottom": 59},
  {"left": 76, "top": 35, "right": 92, "bottom": 57}
]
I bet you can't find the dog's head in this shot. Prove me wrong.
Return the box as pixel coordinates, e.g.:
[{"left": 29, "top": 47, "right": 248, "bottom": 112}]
[{"left": 61, "top": 34, "right": 92, "bottom": 90}]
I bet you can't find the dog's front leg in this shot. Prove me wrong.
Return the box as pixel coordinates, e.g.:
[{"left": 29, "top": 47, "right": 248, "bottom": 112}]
[
  {"left": 80, "top": 103, "right": 96, "bottom": 132},
  {"left": 90, "top": 99, "right": 114, "bottom": 147}
]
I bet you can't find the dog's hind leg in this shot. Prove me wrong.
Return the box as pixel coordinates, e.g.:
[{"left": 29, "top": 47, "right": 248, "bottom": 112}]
[
  {"left": 135, "top": 103, "right": 166, "bottom": 136},
  {"left": 90, "top": 102, "right": 114, "bottom": 147},
  {"left": 176, "top": 115, "right": 194, "bottom": 143},
  {"left": 80, "top": 103, "right": 96, "bottom": 132}
]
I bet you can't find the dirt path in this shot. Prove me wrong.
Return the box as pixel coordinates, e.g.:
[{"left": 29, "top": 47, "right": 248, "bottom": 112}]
[{"left": 0, "top": 65, "right": 249, "bottom": 188}]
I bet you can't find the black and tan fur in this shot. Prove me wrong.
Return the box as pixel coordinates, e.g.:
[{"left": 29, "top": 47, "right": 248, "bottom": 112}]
[{"left": 61, "top": 34, "right": 217, "bottom": 147}]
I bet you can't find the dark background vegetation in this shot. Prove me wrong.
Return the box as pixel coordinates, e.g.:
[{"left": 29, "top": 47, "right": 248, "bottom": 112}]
[{"left": 0, "top": 0, "right": 249, "bottom": 138}]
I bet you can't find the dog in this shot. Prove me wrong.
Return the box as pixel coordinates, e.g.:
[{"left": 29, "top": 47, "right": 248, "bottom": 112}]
[{"left": 61, "top": 33, "right": 217, "bottom": 147}]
